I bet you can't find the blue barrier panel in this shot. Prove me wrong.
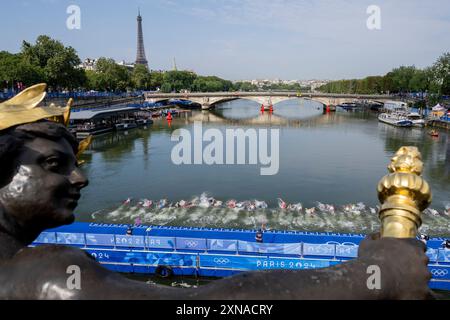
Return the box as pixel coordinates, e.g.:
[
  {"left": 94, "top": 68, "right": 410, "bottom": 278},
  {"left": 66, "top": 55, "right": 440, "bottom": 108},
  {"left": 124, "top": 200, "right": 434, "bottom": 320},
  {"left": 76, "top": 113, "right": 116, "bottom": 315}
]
[
  {"left": 426, "top": 248, "right": 439, "bottom": 262},
  {"left": 199, "top": 254, "right": 331, "bottom": 271},
  {"left": 303, "top": 243, "right": 336, "bottom": 257},
  {"left": 429, "top": 266, "right": 450, "bottom": 280},
  {"left": 438, "top": 249, "right": 450, "bottom": 263},
  {"left": 56, "top": 233, "right": 85, "bottom": 245},
  {"left": 85, "top": 234, "right": 115, "bottom": 247},
  {"left": 146, "top": 236, "right": 176, "bottom": 250},
  {"left": 278, "top": 243, "right": 302, "bottom": 255},
  {"left": 176, "top": 238, "right": 207, "bottom": 251},
  {"left": 86, "top": 250, "right": 114, "bottom": 262},
  {"left": 34, "top": 232, "right": 57, "bottom": 244},
  {"left": 115, "top": 235, "right": 145, "bottom": 248},
  {"left": 208, "top": 239, "right": 238, "bottom": 252},
  {"left": 237, "top": 241, "right": 301, "bottom": 255},
  {"left": 336, "top": 244, "right": 359, "bottom": 258},
  {"left": 86, "top": 249, "right": 197, "bottom": 267}
]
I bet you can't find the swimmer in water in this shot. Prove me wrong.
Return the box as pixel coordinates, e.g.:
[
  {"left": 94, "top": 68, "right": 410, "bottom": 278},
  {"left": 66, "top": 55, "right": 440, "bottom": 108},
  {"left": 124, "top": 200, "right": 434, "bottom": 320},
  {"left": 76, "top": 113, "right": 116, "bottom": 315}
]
[
  {"left": 254, "top": 200, "right": 268, "bottom": 209},
  {"left": 157, "top": 199, "right": 168, "bottom": 209},
  {"left": 288, "top": 203, "right": 303, "bottom": 212},
  {"left": 325, "top": 204, "right": 335, "bottom": 214},
  {"left": 227, "top": 200, "right": 237, "bottom": 209},
  {"left": 142, "top": 199, "right": 153, "bottom": 209},
  {"left": 278, "top": 198, "right": 287, "bottom": 210}
]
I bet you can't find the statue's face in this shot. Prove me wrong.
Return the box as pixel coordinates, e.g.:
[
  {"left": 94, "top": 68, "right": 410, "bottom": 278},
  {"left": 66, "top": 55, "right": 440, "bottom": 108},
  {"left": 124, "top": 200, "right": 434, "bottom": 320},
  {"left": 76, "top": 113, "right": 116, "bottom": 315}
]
[{"left": 0, "top": 137, "right": 88, "bottom": 230}]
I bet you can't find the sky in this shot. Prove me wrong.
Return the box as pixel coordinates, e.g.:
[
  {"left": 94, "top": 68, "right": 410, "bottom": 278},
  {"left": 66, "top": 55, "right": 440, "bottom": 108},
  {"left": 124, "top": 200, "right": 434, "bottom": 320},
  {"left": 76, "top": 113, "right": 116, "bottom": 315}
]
[{"left": 1, "top": 0, "right": 449, "bottom": 80}]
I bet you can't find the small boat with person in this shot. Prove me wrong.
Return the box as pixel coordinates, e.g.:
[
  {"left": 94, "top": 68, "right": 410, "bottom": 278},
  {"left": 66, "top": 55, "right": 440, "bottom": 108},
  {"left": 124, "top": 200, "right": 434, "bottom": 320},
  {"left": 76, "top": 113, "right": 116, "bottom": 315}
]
[{"left": 429, "top": 130, "right": 439, "bottom": 137}]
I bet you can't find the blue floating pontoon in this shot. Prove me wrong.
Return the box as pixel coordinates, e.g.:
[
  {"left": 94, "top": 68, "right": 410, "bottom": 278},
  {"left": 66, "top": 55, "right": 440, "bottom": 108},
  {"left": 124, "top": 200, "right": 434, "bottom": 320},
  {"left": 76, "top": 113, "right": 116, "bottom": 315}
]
[{"left": 32, "top": 222, "right": 450, "bottom": 291}]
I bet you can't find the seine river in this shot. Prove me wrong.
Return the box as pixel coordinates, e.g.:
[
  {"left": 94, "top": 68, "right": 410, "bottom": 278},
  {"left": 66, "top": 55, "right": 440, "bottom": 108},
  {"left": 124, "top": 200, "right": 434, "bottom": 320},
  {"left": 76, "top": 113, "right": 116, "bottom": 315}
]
[{"left": 77, "top": 99, "right": 450, "bottom": 236}]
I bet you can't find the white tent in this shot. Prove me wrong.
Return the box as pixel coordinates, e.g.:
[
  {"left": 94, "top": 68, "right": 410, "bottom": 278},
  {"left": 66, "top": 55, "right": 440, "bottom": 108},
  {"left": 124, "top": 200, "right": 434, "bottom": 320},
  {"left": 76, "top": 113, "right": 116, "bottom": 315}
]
[{"left": 432, "top": 103, "right": 445, "bottom": 111}]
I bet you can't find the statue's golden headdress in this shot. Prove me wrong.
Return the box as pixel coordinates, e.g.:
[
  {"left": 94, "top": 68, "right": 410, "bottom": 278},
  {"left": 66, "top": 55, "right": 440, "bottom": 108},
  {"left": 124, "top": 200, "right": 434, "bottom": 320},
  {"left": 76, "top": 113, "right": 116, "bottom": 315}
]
[{"left": 0, "top": 83, "right": 91, "bottom": 163}]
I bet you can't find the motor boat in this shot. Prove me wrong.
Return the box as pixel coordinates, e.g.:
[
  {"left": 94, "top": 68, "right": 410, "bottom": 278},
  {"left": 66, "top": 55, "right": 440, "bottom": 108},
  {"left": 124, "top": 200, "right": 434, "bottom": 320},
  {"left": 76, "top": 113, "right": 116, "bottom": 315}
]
[
  {"left": 378, "top": 113, "right": 413, "bottom": 127},
  {"left": 404, "top": 112, "right": 426, "bottom": 127}
]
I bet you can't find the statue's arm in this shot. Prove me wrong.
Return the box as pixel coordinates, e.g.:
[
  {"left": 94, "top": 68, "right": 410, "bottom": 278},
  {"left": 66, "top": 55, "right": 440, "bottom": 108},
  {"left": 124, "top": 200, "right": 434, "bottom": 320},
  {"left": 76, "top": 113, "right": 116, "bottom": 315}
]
[
  {"left": 0, "top": 236, "right": 431, "bottom": 300},
  {"left": 187, "top": 235, "right": 432, "bottom": 300}
]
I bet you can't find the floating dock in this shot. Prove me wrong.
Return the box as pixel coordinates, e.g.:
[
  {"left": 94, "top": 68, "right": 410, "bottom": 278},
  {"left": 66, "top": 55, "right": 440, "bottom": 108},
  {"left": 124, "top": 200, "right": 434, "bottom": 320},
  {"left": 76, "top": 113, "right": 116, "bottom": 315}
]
[{"left": 32, "top": 222, "right": 450, "bottom": 291}]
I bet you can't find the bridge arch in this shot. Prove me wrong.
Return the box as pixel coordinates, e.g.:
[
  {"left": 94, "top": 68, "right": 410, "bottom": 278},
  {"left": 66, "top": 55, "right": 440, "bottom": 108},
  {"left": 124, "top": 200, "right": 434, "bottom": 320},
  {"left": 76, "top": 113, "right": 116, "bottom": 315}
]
[{"left": 207, "top": 96, "right": 302, "bottom": 109}]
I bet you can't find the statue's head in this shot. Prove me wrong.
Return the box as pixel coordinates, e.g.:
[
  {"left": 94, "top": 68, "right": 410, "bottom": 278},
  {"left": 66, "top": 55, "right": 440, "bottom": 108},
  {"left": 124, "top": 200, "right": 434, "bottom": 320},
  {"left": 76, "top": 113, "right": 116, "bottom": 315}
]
[{"left": 0, "top": 121, "right": 88, "bottom": 239}]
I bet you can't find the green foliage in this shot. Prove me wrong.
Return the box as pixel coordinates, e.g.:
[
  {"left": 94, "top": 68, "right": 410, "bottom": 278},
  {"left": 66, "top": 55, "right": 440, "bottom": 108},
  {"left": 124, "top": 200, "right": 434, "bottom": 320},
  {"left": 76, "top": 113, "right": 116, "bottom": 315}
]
[
  {"left": 0, "top": 51, "right": 44, "bottom": 88},
  {"left": 192, "top": 76, "right": 233, "bottom": 92},
  {"left": 430, "top": 52, "right": 450, "bottom": 95},
  {"left": 21, "top": 35, "right": 85, "bottom": 89},
  {"left": 233, "top": 82, "right": 258, "bottom": 91},
  {"left": 131, "top": 64, "right": 151, "bottom": 90},
  {"left": 88, "top": 57, "right": 131, "bottom": 91},
  {"left": 319, "top": 52, "right": 449, "bottom": 102},
  {"left": 149, "top": 71, "right": 164, "bottom": 90},
  {"left": 163, "top": 71, "right": 197, "bottom": 92}
]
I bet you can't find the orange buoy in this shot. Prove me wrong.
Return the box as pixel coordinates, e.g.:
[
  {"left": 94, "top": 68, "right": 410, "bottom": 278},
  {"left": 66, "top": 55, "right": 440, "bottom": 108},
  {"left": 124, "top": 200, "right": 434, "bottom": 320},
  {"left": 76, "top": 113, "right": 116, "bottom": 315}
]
[
  {"left": 166, "top": 112, "right": 173, "bottom": 121},
  {"left": 269, "top": 105, "right": 273, "bottom": 113},
  {"left": 261, "top": 104, "right": 265, "bottom": 112},
  {"left": 326, "top": 105, "right": 330, "bottom": 113}
]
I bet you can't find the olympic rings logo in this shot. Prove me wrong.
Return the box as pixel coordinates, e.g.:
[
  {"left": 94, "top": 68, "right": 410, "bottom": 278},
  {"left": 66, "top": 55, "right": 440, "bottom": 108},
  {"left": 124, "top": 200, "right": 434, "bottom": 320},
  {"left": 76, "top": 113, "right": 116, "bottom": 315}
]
[
  {"left": 213, "top": 258, "right": 230, "bottom": 265},
  {"left": 431, "top": 269, "right": 449, "bottom": 277},
  {"left": 185, "top": 240, "right": 199, "bottom": 248}
]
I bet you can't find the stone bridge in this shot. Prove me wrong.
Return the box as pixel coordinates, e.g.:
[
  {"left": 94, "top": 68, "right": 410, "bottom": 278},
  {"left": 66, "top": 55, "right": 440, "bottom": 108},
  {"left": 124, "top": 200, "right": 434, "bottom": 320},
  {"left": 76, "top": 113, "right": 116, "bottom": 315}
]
[{"left": 145, "top": 91, "right": 402, "bottom": 110}]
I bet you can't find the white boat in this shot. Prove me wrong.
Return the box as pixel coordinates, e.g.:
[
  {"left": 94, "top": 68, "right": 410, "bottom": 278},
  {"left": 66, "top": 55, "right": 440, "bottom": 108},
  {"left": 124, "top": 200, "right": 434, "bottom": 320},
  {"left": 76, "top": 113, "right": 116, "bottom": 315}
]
[
  {"left": 383, "top": 101, "right": 408, "bottom": 112},
  {"left": 405, "top": 112, "right": 425, "bottom": 127},
  {"left": 378, "top": 113, "right": 413, "bottom": 127}
]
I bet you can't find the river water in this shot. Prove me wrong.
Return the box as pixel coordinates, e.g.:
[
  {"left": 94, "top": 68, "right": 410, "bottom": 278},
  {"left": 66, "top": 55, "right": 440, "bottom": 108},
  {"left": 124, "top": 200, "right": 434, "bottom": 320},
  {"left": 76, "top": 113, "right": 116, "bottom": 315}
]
[{"left": 77, "top": 99, "right": 450, "bottom": 236}]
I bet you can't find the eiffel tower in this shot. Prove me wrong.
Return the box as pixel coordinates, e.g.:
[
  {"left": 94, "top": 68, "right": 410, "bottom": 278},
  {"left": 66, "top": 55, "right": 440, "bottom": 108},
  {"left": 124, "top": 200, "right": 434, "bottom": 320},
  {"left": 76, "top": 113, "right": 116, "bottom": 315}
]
[{"left": 135, "top": 9, "right": 148, "bottom": 68}]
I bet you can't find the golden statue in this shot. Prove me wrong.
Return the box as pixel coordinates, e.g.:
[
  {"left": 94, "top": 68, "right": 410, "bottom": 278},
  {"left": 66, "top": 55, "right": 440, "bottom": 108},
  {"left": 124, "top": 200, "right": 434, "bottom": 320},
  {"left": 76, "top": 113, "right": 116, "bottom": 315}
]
[{"left": 0, "top": 83, "right": 91, "bottom": 163}]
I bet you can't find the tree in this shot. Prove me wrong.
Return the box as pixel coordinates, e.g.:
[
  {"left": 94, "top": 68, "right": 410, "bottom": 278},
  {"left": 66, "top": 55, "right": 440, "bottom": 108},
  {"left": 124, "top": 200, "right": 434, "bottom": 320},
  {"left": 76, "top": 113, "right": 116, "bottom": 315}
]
[
  {"left": 430, "top": 52, "right": 450, "bottom": 96},
  {"left": 131, "top": 64, "right": 151, "bottom": 90},
  {"left": 163, "top": 71, "right": 197, "bottom": 92},
  {"left": 233, "top": 82, "right": 258, "bottom": 92},
  {"left": 192, "top": 76, "right": 233, "bottom": 92},
  {"left": 388, "top": 66, "right": 417, "bottom": 93},
  {"left": 160, "top": 82, "right": 172, "bottom": 93},
  {"left": 409, "top": 69, "right": 429, "bottom": 93},
  {"left": 149, "top": 71, "right": 164, "bottom": 91},
  {"left": 0, "top": 51, "right": 44, "bottom": 89},
  {"left": 21, "top": 35, "right": 85, "bottom": 89},
  {"left": 93, "top": 57, "right": 131, "bottom": 91}
]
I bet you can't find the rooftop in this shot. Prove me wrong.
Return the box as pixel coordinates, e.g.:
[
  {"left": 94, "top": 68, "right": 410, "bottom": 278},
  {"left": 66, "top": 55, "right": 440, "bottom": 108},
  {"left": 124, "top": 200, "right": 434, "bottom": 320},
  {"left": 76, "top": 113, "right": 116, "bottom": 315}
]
[{"left": 70, "top": 105, "right": 142, "bottom": 120}]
